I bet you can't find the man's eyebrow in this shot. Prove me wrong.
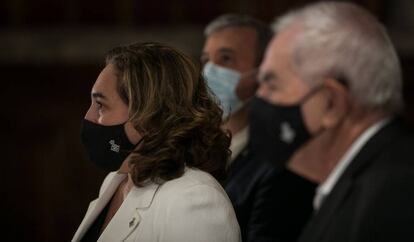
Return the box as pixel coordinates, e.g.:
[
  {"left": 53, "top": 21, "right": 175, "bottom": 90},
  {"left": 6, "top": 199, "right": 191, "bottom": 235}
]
[
  {"left": 218, "top": 47, "right": 235, "bottom": 54},
  {"left": 258, "top": 71, "right": 277, "bottom": 83},
  {"left": 91, "top": 92, "right": 107, "bottom": 99}
]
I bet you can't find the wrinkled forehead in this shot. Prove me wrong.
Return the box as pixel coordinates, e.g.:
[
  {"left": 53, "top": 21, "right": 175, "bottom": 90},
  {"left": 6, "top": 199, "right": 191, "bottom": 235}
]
[
  {"left": 260, "top": 26, "right": 302, "bottom": 78},
  {"left": 270, "top": 24, "right": 302, "bottom": 59}
]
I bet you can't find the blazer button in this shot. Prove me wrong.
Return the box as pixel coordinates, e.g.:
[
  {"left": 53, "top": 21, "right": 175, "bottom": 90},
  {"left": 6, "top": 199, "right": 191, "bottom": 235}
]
[{"left": 129, "top": 217, "right": 136, "bottom": 228}]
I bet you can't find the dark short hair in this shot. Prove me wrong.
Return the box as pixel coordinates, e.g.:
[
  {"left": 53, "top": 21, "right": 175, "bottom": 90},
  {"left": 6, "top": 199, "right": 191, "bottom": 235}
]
[{"left": 204, "top": 13, "right": 273, "bottom": 66}]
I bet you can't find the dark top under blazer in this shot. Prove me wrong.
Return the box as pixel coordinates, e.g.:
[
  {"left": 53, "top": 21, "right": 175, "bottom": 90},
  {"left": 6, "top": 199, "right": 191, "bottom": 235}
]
[
  {"left": 298, "top": 119, "right": 414, "bottom": 242},
  {"left": 224, "top": 146, "right": 316, "bottom": 242}
]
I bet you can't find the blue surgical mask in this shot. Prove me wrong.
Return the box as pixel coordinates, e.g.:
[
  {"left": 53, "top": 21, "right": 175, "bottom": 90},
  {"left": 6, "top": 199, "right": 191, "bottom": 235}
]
[{"left": 203, "top": 62, "right": 243, "bottom": 119}]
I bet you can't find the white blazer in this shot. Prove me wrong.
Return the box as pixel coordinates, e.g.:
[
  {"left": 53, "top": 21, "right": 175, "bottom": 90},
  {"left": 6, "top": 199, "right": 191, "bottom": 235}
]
[{"left": 72, "top": 167, "right": 241, "bottom": 242}]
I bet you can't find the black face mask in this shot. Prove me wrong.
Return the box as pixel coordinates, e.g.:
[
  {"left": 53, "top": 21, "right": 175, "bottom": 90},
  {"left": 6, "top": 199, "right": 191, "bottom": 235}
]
[
  {"left": 80, "top": 119, "right": 139, "bottom": 172},
  {"left": 249, "top": 89, "right": 321, "bottom": 165}
]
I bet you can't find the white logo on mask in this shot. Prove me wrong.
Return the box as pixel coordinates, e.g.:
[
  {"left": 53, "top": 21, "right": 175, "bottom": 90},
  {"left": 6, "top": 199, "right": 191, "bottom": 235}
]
[
  {"left": 280, "top": 122, "right": 296, "bottom": 144},
  {"left": 109, "top": 139, "right": 120, "bottom": 153}
]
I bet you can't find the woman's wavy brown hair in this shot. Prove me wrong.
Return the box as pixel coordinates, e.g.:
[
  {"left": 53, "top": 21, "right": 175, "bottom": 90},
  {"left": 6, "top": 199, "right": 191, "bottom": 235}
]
[{"left": 105, "top": 42, "right": 231, "bottom": 186}]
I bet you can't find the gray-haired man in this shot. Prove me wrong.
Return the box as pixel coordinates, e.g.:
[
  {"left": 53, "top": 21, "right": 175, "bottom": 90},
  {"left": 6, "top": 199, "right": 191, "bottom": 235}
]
[{"left": 255, "top": 2, "right": 414, "bottom": 242}]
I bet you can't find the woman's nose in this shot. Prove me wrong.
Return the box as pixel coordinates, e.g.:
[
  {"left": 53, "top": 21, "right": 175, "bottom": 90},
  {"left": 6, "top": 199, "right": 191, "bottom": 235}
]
[{"left": 84, "top": 105, "right": 97, "bottom": 123}]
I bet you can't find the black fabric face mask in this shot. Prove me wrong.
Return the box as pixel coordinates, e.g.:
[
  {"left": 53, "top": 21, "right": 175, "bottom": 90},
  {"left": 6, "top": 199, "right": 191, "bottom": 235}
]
[
  {"left": 80, "top": 119, "right": 138, "bottom": 172},
  {"left": 249, "top": 92, "right": 318, "bottom": 165}
]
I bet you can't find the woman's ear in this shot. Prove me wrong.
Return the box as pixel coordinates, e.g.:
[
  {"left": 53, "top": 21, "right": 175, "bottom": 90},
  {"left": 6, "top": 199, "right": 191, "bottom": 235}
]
[{"left": 321, "top": 78, "right": 349, "bottom": 129}]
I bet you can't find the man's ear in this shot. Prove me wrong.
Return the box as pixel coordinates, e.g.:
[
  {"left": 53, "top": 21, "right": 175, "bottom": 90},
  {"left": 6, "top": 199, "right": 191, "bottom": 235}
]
[{"left": 321, "top": 78, "right": 349, "bottom": 128}]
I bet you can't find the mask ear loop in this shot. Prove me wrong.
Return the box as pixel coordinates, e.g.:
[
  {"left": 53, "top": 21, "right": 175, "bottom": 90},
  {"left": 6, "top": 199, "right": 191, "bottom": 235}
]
[
  {"left": 297, "top": 84, "right": 328, "bottom": 139},
  {"left": 133, "top": 136, "right": 145, "bottom": 148},
  {"left": 121, "top": 135, "right": 145, "bottom": 165},
  {"left": 240, "top": 68, "right": 259, "bottom": 80},
  {"left": 299, "top": 72, "right": 350, "bottom": 104},
  {"left": 302, "top": 77, "right": 349, "bottom": 138},
  {"left": 299, "top": 84, "right": 326, "bottom": 104},
  {"left": 237, "top": 68, "right": 260, "bottom": 106},
  {"left": 121, "top": 120, "right": 146, "bottom": 153},
  {"left": 224, "top": 68, "right": 260, "bottom": 116}
]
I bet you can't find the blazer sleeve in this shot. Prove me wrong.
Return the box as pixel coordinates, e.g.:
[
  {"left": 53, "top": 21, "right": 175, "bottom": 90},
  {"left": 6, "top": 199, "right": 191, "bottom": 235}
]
[{"left": 157, "top": 184, "right": 241, "bottom": 242}]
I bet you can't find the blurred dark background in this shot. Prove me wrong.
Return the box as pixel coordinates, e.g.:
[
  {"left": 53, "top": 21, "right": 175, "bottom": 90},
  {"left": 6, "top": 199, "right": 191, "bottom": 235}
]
[{"left": 1, "top": 0, "right": 413, "bottom": 241}]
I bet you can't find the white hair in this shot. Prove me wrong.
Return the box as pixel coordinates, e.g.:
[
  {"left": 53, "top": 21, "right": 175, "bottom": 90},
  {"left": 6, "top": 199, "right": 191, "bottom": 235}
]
[{"left": 273, "top": 2, "right": 403, "bottom": 113}]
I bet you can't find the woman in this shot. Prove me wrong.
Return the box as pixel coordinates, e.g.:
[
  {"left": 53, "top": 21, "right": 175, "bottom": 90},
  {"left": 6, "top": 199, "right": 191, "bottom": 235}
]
[{"left": 72, "top": 42, "right": 240, "bottom": 242}]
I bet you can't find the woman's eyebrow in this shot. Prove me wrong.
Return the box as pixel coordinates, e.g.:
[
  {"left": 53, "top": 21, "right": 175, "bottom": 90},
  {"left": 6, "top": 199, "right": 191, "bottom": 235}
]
[{"left": 92, "top": 92, "right": 107, "bottom": 100}]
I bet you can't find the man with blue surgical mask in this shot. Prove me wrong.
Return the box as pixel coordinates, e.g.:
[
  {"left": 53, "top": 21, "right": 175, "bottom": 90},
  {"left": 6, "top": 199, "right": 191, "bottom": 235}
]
[{"left": 202, "top": 14, "right": 316, "bottom": 242}]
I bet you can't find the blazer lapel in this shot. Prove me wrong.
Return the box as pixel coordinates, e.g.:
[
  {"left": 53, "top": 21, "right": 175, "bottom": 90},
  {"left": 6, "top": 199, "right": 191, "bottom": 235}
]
[
  {"left": 299, "top": 178, "right": 353, "bottom": 242},
  {"left": 98, "top": 182, "right": 160, "bottom": 242},
  {"left": 299, "top": 120, "right": 403, "bottom": 242},
  {"left": 225, "top": 146, "right": 250, "bottom": 184},
  {"left": 72, "top": 172, "right": 127, "bottom": 242}
]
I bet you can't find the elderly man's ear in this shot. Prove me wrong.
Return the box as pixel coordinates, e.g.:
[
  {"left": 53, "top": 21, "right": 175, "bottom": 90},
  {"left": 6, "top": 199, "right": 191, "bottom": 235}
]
[{"left": 321, "top": 78, "right": 350, "bottom": 129}]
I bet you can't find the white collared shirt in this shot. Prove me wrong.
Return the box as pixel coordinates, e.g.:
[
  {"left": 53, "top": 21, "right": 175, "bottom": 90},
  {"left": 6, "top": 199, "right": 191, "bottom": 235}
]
[
  {"left": 313, "top": 118, "right": 391, "bottom": 210},
  {"left": 229, "top": 127, "right": 249, "bottom": 164}
]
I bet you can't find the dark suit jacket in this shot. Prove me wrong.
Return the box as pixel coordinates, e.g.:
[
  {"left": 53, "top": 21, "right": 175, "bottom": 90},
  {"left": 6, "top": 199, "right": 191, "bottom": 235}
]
[
  {"left": 298, "top": 120, "right": 414, "bottom": 242},
  {"left": 224, "top": 146, "right": 316, "bottom": 242}
]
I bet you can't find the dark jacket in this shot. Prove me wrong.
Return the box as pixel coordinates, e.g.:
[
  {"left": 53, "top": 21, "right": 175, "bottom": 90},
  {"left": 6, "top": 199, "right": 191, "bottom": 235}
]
[
  {"left": 224, "top": 146, "right": 316, "bottom": 242},
  {"left": 298, "top": 119, "right": 414, "bottom": 242}
]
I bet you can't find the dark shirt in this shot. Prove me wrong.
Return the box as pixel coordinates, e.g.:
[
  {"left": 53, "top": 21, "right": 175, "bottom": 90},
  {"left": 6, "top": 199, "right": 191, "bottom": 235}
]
[{"left": 224, "top": 146, "right": 316, "bottom": 242}]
